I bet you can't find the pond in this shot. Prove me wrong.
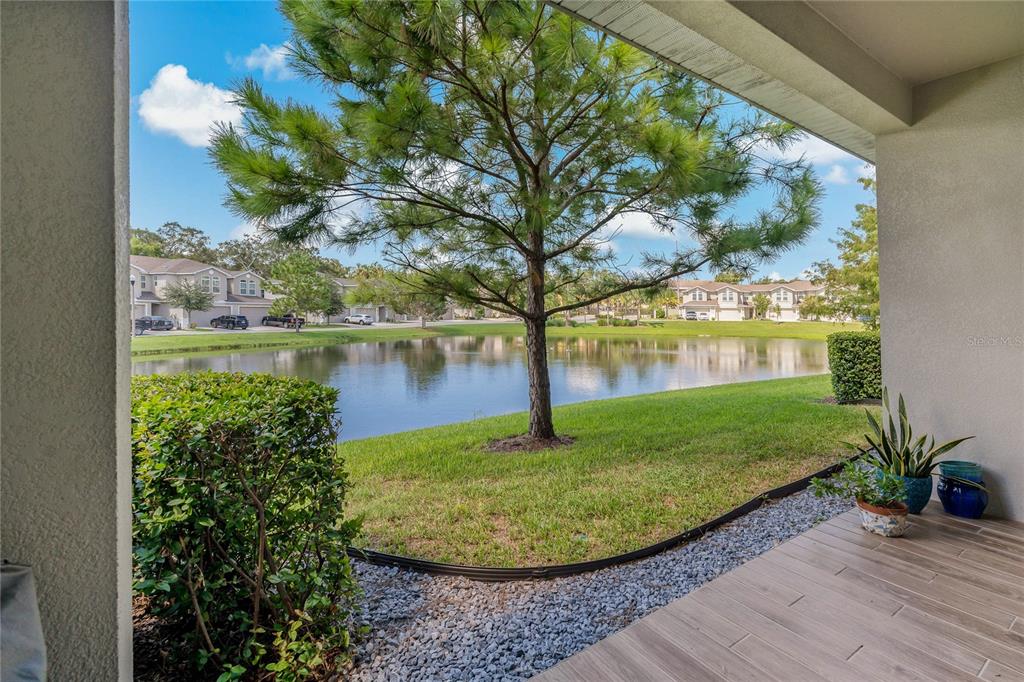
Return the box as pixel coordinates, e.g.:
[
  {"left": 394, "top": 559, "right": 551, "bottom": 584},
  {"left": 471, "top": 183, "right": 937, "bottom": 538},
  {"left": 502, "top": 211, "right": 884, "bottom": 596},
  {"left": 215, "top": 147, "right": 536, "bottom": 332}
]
[{"left": 133, "top": 335, "right": 829, "bottom": 441}]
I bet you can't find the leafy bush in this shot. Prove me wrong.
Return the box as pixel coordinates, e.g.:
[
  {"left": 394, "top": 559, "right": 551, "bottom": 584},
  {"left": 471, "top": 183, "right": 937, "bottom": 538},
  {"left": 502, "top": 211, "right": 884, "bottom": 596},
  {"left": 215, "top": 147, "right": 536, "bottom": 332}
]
[
  {"left": 610, "top": 318, "right": 639, "bottom": 327},
  {"left": 132, "top": 372, "right": 360, "bottom": 681},
  {"left": 812, "top": 460, "right": 906, "bottom": 508},
  {"left": 596, "top": 317, "right": 609, "bottom": 326},
  {"left": 546, "top": 317, "right": 566, "bottom": 327},
  {"left": 655, "top": 309, "right": 666, "bottom": 319},
  {"left": 827, "top": 331, "right": 881, "bottom": 403}
]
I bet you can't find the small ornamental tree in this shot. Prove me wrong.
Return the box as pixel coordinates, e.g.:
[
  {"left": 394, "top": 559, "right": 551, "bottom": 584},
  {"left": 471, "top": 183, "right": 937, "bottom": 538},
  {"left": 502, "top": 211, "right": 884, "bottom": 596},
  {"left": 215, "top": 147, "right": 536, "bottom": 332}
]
[
  {"left": 268, "top": 251, "right": 333, "bottom": 331},
  {"left": 163, "top": 280, "right": 214, "bottom": 327},
  {"left": 810, "top": 178, "right": 879, "bottom": 328},
  {"left": 349, "top": 271, "right": 449, "bottom": 328},
  {"left": 798, "top": 294, "right": 832, "bottom": 321},
  {"left": 212, "top": 0, "right": 821, "bottom": 441},
  {"left": 751, "top": 293, "right": 771, "bottom": 320}
]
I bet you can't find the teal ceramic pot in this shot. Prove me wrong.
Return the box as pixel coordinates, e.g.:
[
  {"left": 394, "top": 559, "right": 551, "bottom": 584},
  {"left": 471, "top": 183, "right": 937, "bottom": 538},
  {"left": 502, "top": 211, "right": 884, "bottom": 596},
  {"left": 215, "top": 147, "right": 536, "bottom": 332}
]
[
  {"left": 872, "top": 467, "right": 932, "bottom": 514},
  {"left": 901, "top": 476, "right": 933, "bottom": 514},
  {"left": 937, "top": 461, "right": 988, "bottom": 519}
]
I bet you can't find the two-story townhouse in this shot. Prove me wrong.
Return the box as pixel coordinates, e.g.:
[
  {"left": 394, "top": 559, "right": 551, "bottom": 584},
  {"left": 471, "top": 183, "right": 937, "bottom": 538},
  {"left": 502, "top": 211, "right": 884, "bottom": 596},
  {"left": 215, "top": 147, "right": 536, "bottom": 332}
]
[
  {"left": 129, "top": 255, "right": 275, "bottom": 327},
  {"left": 669, "top": 279, "right": 832, "bottom": 321}
]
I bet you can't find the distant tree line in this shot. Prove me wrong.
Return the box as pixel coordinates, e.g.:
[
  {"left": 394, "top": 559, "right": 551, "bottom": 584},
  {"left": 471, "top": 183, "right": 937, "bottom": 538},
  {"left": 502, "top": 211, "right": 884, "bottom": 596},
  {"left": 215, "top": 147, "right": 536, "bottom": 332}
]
[{"left": 130, "top": 221, "right": 352, "bottom": 278}]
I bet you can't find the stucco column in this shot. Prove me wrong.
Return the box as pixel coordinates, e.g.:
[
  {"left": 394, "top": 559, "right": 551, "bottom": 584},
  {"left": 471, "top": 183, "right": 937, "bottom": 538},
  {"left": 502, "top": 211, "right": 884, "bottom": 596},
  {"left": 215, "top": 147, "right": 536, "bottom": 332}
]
[
  {"left": 1, "top": 2, "right": 132, "bottom": 678},
  {"left": 877, "top": 56, "right": 1024, "bottom": 521}
]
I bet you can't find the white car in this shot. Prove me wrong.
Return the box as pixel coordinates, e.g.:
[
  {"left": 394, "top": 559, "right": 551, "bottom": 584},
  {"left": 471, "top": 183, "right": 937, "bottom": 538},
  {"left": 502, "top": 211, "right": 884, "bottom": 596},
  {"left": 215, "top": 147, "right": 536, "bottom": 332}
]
[{"left": 343, "top": 314, "right": 374, "bottom": 325}]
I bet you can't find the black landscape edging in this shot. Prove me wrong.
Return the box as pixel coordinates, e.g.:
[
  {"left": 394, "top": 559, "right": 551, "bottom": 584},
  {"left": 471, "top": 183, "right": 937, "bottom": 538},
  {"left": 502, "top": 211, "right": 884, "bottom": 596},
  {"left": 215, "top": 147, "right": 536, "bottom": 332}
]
[{"left": 346, "top": 457, "right": 852, "bottom": 582}]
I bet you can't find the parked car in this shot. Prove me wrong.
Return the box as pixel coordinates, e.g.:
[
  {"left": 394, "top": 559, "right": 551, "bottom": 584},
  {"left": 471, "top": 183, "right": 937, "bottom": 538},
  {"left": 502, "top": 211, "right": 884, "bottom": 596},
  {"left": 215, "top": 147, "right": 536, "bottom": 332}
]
[
  {"left": 261, "top": 314, "right": 305, "bottom": 329},
  {"left": 698, "top": 312, "right": 709, "bottom": 320},
  {"left": 343, "top": 313, "right": 375, "bottom": 326},
  {"left": 210, "top": 315, "right": 249, "bottom": 330},
  {"left": 684, "top": 311, "right": 698, "bottom": 320},
  {"left": 134, "top": 316, "right": 175, "bottom": 331}
]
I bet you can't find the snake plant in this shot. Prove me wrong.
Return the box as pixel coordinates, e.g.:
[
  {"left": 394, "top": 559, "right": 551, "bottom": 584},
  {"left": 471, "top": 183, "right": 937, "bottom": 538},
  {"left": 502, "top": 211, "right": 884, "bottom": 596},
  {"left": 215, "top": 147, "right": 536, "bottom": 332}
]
[{"left": 848, "top": 388, "right": 974, "bottom": 479}]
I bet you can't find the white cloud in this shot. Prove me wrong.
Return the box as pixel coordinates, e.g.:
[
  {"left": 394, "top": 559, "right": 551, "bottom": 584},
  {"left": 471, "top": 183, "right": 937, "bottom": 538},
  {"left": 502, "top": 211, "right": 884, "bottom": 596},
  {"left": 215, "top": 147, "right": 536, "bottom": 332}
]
[
  {"left": 605, "top": 212, "right": 675, "bottom": 241},
  {"left": 777, "top": 134, "right": 857, "bottom": 166},
  {"left": 138, "top": 64, "right": 242, "bottom": 147},
  {"left": 823, "top": 164, "right": 852, "bottom": 185},
  {"left": 768, "top": 271, "right": 782, "bottom": 281},
  {"left": 229, "top": 222, "right": 260, "bottom": 239},
  {"left": 228, "top": 43, "right": 293, "bottom": 81}
]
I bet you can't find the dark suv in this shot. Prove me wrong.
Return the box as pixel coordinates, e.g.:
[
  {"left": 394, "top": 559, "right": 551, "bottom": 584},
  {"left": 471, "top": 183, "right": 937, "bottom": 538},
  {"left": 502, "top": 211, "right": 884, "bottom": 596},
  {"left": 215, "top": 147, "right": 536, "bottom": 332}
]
[
  {"left": 261, "top": 314, "right": 305, "bottom": 329},
  {"left": 134, "top": 316, "right": 175, "bottom": 332},
  {"left": 210, "top": 315, "right": 249, "bottom": 330}
]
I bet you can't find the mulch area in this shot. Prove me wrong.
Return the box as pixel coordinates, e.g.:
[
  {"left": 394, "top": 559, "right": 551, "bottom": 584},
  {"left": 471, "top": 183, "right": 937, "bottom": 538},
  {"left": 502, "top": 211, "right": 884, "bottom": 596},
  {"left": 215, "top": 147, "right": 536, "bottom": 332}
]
[
  {"left": 483, "top": 434, "right": 576, "bottom": 453},
  {"left": 133, "top": 595, "right": 207, "bottom": 681},
  {"left": 818, "top": 395, "right": 882, "bottom": 406}
]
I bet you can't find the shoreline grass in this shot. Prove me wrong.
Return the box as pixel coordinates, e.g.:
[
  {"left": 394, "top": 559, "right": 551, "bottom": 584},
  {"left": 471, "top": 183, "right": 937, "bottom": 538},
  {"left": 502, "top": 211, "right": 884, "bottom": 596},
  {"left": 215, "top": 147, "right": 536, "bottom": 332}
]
[
  {"left": 132, "top": 319, "right": 862, "bottom": 359},
  {"left": 342, "top": 374, "right": 873, "bottom": 567}
]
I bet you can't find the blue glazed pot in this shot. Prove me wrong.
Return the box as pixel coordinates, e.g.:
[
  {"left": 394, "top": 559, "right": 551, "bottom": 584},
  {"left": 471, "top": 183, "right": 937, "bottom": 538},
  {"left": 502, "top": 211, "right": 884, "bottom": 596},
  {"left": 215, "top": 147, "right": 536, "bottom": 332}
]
[
  {"left": 901, "top": 476, "right": 933, "bottom": 515},
  {"left": 937, "top": 461, "right": 988, "bottom": 519}
]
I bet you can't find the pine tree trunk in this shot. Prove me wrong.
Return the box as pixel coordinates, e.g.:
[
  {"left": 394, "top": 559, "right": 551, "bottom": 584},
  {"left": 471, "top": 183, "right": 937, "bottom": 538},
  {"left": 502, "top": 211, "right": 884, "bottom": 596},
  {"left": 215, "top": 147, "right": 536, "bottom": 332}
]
[
  {"left": 524, "top": 316, "right": 555, "bottom": 439},
  {"left": 524, "top": 257, "right": 555, "bottom": 440}
]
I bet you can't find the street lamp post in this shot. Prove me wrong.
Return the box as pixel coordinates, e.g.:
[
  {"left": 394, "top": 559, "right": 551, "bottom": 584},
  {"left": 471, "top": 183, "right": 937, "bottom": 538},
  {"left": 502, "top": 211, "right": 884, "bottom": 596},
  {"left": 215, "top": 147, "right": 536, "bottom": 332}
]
[{"left": 130, "top": 274, "right": 136, "bottom": 336}]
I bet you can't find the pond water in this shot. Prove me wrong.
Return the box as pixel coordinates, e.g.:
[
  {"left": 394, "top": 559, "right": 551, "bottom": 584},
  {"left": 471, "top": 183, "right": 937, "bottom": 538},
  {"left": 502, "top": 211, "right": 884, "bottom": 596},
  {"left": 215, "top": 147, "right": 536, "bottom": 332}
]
[{"left": 133, "top": 335, "right": 828, "bottom": 441}]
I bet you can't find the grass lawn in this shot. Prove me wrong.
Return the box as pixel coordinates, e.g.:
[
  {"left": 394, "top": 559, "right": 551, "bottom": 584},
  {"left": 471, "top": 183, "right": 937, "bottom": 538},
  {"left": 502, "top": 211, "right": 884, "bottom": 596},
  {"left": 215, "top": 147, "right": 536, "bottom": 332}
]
[
  {"left": 342, "top": 374, "right": 874, "bottom": 567},
  {"left": 131, "top": 319, "right": 863, "bottom": 358}
]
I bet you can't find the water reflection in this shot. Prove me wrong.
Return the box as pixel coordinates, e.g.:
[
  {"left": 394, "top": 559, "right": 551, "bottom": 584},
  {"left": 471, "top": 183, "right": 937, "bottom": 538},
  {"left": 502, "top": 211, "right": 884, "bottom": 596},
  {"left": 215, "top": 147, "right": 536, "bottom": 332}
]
[{"left": 133, "top": 335, "right": 828, "bottom": 441}]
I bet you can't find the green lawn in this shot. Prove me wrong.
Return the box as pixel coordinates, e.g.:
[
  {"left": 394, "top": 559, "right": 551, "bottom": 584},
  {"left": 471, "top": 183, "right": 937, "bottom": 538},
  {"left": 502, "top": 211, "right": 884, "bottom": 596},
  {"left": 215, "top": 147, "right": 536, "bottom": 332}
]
[
  {"left": 342, "top": 374, "right": 872, "bottom": 567},
  {"left": 132, "top": 319, "right": 862, "bottom": 358}
]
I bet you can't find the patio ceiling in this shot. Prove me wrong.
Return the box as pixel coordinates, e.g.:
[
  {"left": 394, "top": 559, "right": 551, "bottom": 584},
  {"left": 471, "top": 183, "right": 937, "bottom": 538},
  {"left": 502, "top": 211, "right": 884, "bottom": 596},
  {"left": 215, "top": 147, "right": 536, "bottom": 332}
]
[{"left": 547, "top": 1, "right": 1024, "bottom": 163}]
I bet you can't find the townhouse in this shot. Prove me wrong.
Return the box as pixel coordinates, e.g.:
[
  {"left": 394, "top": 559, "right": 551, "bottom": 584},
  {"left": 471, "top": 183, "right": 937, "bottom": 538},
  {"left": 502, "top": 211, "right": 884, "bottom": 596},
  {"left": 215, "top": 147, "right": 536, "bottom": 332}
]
[
  {"left": 130, "top": 255, "right": 275, "bottom": 327},
  {"left": 669, "top": 279, "right": 835, "bottom": 322}
]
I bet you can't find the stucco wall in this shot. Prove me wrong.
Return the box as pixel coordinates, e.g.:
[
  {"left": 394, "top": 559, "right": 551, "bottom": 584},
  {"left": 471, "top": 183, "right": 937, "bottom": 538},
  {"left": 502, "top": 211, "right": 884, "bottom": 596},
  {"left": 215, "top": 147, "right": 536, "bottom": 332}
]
[
  {"left": 877, "top": 56, "right": 1024, "bottom": 520},
  {"left": 1, "top": 2, "right": 132, "bottom": 678}
]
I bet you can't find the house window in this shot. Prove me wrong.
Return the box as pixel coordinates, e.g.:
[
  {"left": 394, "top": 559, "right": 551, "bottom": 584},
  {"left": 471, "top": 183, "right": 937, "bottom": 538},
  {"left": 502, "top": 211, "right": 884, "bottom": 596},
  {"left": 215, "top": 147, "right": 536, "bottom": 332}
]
[
  {"left": 140, "top": 275, "right": 147, "bottom": 288},
  {"left": 239, "top": 278, "right": 257, "bottom": 296},
  {"left": 200, "top": 274, "right": 211, "bottom": 292},
  {"left": 722, "top": 290, "right": 734, "bottom": 302},
  {"left": 691, "top": 290, "right": 705, "bottom": 301},
  {"left": 212, "top": 275, "right": 221, "bottom": 293}
]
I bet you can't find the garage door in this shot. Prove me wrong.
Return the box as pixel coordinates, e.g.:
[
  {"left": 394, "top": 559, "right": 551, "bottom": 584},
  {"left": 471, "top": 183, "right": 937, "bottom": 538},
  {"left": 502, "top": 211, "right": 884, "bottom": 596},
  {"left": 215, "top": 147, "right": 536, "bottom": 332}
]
[
  {"left": 238, "top": 306, "right": 272, "bottom": 324},
  {"left": 190, "top": 306, "right": 231, "bottom": 327}
]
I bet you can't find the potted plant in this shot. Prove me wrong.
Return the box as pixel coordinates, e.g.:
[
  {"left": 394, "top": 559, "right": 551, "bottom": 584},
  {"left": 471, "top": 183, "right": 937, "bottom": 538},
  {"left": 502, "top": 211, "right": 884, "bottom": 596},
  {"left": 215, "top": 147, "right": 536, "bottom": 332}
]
[
  {"left": 812, "top": 461, "right": 909, "bottom": 537},
  {"left": 937, "top": 460, "right": 989, "bottom": 519},
  {"left": 845, "top": 389, "right": 974, "bottom": 514}
]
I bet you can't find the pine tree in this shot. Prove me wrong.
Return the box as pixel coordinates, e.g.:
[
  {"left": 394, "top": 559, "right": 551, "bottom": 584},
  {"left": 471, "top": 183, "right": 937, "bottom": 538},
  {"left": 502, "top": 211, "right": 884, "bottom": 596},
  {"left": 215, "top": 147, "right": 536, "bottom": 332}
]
[{"left": 212, "top": 0, "right": 821, "bottom": 441}]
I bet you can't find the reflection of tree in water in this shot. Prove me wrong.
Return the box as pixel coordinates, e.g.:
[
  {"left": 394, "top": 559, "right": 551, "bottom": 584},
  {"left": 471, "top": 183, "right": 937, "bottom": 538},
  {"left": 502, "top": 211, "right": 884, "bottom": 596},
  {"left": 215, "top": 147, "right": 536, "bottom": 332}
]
[
  {"left": 268, "top": 346, "right": 351, "bottom": 385},
  {"left": 398, "top": 338, "right": 448, "bottom": 394}
]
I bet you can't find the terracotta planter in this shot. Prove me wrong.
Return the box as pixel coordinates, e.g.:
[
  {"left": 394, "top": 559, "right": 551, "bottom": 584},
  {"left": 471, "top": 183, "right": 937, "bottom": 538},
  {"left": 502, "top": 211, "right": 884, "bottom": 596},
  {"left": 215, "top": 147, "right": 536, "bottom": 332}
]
[{"left": 856, "top": 499, "right": 909, "bottom": 537}]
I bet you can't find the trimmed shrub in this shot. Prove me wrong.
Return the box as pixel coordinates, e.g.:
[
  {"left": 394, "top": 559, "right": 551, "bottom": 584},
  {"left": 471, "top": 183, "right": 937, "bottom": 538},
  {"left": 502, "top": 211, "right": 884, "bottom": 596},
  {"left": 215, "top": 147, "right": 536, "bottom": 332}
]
[
  {"left": 596, "top": 317, "right": 609, "bottom": 326},
  {"left": 132, "top": 372, "right": 360, "bottom": 680},
  {"left": 546, "top": 317, "right": 567, "bottom": 327},
  {"left": 827, "top": 331, "right": 882, "bottom": 403}
]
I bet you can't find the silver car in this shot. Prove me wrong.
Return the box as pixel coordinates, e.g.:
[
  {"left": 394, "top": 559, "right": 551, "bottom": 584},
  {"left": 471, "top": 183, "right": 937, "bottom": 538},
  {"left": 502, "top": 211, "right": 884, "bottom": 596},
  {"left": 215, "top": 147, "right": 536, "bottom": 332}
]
[{"left": 343, "top": 314, "right": 374, "bottom": 325}]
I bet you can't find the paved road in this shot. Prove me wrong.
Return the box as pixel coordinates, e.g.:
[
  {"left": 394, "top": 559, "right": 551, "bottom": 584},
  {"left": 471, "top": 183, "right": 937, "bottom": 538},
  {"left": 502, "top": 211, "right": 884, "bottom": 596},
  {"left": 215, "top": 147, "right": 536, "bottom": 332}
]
[{"left": 133, "top": 318, "right": 519, "bottom": 337}]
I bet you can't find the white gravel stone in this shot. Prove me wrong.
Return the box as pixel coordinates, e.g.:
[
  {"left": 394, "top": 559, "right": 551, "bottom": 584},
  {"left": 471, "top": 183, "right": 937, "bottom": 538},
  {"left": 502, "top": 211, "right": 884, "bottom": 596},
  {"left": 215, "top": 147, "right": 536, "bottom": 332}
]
[{"left": 347, "top": 489, "right": 852, "bottom": 681}]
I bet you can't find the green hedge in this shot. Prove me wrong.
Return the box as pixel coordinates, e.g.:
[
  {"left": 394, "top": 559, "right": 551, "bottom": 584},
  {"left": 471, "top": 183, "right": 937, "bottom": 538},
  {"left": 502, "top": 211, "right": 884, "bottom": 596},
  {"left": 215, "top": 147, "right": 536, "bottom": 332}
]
[
  {"left": 132, "top": 372, "right": 359, "bottom": 680},
  {"left": 827, "top": 331, "right": 882, "bottom": 403}
]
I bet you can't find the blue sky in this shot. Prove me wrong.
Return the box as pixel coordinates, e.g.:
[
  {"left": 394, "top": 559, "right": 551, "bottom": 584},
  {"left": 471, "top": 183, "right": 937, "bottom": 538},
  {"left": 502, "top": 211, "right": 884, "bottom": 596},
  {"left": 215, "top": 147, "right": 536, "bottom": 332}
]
[{"left": 130, "top": 1, "right": 875, "bottom": 280}]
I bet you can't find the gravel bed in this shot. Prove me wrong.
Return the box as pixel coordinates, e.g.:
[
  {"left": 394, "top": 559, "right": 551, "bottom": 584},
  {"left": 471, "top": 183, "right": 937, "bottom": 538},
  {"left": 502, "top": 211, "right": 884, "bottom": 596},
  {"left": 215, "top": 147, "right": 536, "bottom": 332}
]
[{"left": 346, "top": 489, "right": 853, "bottom": 681}]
